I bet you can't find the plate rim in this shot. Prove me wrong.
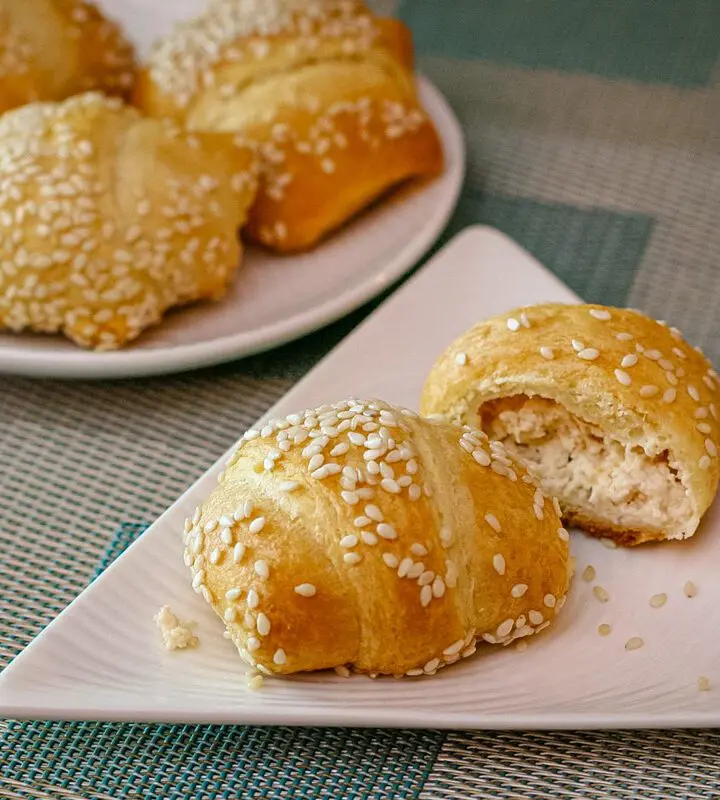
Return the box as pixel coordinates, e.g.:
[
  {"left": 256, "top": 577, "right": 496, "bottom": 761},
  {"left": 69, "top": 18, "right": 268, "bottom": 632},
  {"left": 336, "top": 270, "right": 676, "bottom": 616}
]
[{"left": 0, "top": 76, "right": 465, "bottom": 380}]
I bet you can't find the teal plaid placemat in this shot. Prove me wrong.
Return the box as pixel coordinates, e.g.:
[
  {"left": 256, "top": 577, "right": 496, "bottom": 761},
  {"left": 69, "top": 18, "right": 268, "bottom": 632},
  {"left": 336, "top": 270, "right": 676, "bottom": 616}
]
[{"left": 2, "top": 0, "right": 720, "bottom": 797}]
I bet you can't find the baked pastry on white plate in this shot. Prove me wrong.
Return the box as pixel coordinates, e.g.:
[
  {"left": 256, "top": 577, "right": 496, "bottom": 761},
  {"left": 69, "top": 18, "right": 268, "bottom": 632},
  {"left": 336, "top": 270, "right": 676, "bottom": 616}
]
[
  {"left": 183, "top": 398, "right": 571, "bottom": 679},
  {"left": 421, "top": 303, "right": 720, "bottom": 546}
]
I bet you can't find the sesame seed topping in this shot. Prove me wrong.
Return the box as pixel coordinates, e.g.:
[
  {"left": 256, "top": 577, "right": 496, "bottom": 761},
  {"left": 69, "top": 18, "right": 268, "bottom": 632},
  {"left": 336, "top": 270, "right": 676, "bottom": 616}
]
[
  {"left": 443, "top": 639, "right": 465, "bottom": 656},
  {"left": 472, "top": 449, "right": 491, "bottom": 466},
  {"left": 247, "top": 588, "right": 259, "bottom": 609},
  {"left": 597, "top": 624, "right": 611, "bottom": 636},
  {"left": 340, "top": 534, "right": 358, "bottom": 548},
  {"left": 256, "top": 613, "right": 271, "bottom": 636},
  {"left": 621, "top": 354, "right": 638, "bottom": 368},
  {"left": 341, "top": 491, "right": 359, "bottom": 505},
  {"left": 578, "top": 348, "right": 599, "bottom": 361},
  {"left": 249, "top": 517, "right": 266, "bottom": 535},
  {"left": 254, "top": 560, "right": 269, "bottom": 579},
  {"left": 484, "top": 513, "right": 502, "bottom": 532},
  {"left": 558, "top": 527, "right": 570, "bottom": 542},
  {"left": 496, "top": 619, "right": 514, "bottom": 638},
  {"left": 706, "top": 439, "right": 718, "bottom": 457},
  {"left": 572, "top": 339, "right": 584, "bottom": 352},
  {"left": 543, "top": 593, "right": 556, "bottom": 608},
  {"left": 420, "top": 585, "right": 433, "bottom": 607},
  {"left": 697, "top": 423, "right": 712, "bottom": 434},
  {"left": 658, "top": 358, "right": 673, "bottom": 372},
  {"left": 639, "top": 385, "right": 659, "bottom": 398},
  {"left": 233, "top": 543, "right": 246, "bottom": 563},
  {"left": 492, "top": 554, "right": 506, "bottom": 575},
  {"left": 382, "top": 552, "right": 399, "bottom": 568},
  {"left": 624, "top": 637, "right": 644, "bottom": 651},
  {"left": 432, "top": 576, "right": 446, "bottom": 598},
  {"left": 528, "top": 610, "right": 544, "bottom": 625},
  {"left": 699, "top": 455, "right": 711, "bottom": 470},
  {"left": 688, "top": 385, "right": 701, "bottom": 402},
  {"left": 377, "top": 523, "right": 397, "bottom": 540},
  {"left": 684, "top": 581, "right": 698, "bottom": 598},
  {"left": 279, "top": 480, "right": 300, "bottom": 492},
  {"left": 294, "top": 583, "right": 316, "bottom": 597},
  {"left": 220, "top": 528, "right": 233, "bottom": 545},
  {"left": 589, "top": 308, "right": 612, "bottom": 321},
  {"left": 203, "top": 520, "right": 218, "bottom": 533},
  {"left": 381, "top": 478, "right": 401, "bottom": 494},
  {"left": 600, "top": 538, "right": 617, "bottom": 549},
  {"left": 665, "top": 371, "right": 678, "bottom": 386},
  {"left": 225, "top": 587, "right": 242, "bottom": 601},
  {"left": 273, "top": 649, "right": 287, "bottom": 665},
  {"left": 593, "top": 586, "right": 610, "bottom": 603},
  {"left": 616, "top": 332, "right": 633, "bottom": 341},
  {"left": 344, "top": 552, "right": 361, "bottom": 565},
  {"left": 445, "top": 560, "right": 458, "bottom": 587},
  {"left": 365, "top": 504, "right": 383, "bottom": 521},
  {"left": 507, "top": 318, "right": 520, "bottom": 331},
  {"left": 649, "top": 593, "right": 667, "bottom": 608},
  {"left": 418, "top": 570, "right": 435, "bottom": 586},
  {"left": 411, "top": 543, "right": 428, "bottom": 557},
  {"left": 511, "top": 584, "right": 528, "bottom": 598},
  {"left": 539, "top": 346, "right": 554, "bottom": 360},
  {"left": 247, "top": 637, "right": 260, "bottom": 652},
  {"left": 455, "top": 351, "right": 468, "bottom": 366},
  {"left": 614, "top": 369, "right": 632, "bottom": 386},
  {"left": 663, "top": 388, "right": 677, "bottom": 403},
  {"left": 645, "top": 349, "right": 662, "bottom": 361},
  {"left": 582, "top": 565, "right": 596, "bottom": 582}
]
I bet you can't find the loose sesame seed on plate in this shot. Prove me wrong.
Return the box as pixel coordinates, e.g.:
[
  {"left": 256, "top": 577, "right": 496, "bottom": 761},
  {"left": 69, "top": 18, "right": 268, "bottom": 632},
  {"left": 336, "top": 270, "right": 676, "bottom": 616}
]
[
  {"left": 593, "top": 586, "right": 610, "bottom": 602},
  {"left": 294, "top": 583, "right": 316, "bottom": 597},
  {"left": 649, "top": 593, "right": 667, "bottom": 608},
  {"left": 625, "top": 637, "right": 644, "bottom": 651},
  {"left": 273, "top": 649, "right": 287, "bottom": 665},
  {"left": 684, "top": 581, "right": 698, "bottom": 598},
  {"left": 582, "top": 565, "right": 596, "bottom": 582},
  {"left": 511, "top": 583, "right": 528, "bottom": 598},
  {"left": 601, "top": 538, "right": 617, "bottom": 549},
  {"left": 597, "top": 624, "right": 611, "bottom": 636}
]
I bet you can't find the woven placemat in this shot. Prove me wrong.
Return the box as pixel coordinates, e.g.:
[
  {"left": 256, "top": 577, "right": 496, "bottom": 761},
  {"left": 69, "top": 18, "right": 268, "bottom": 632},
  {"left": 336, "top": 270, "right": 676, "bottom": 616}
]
[{"left": 2, "top": 0, "right": 720, "bottom": 797}]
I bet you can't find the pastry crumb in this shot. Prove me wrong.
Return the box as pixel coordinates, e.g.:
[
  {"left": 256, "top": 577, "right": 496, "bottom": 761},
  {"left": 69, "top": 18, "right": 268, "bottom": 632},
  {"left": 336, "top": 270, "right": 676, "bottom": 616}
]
[
  {"left": 516, "top": 640, "right": 529, "bottom": 652},
  {"left": 698, "top": 676, "right": 711, "bottom": 692},
  {"left": 597, "top": 623, "right": 611, "bottom": 637},
  {"left": 247, "top": 671, "right": 264, "bottom": 691},
  {"left": 154, "top": 605, "right": 199, "bottom": 650},
  {"left": 684, "top": 581, "right": 698, "bottom": 598}
]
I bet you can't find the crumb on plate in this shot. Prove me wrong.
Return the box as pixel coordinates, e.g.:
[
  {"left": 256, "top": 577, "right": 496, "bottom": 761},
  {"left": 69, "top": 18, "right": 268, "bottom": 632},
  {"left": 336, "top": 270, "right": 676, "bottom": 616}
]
[{"left": 154, "top": 605, "right": 199, "bottom": 650}]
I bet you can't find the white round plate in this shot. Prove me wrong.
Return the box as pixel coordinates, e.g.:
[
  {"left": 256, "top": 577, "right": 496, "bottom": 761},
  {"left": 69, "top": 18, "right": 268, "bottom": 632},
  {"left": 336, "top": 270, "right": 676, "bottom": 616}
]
[{"left": 0, "top": 78, "right": 464, "bottom": 380}]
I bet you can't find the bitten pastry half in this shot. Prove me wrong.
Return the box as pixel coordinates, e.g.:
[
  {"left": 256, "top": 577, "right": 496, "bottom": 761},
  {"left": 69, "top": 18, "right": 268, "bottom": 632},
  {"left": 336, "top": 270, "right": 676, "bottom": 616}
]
[
  {"left": 135, "top": 0, "right": 443, "bottom": 252},
  {"left": 420, "top": 303, "right": 720, "bottom": 546},
  {"left": 0, "top": 92, "right": 258, "bottom": 350},
  {"left": 0, "top": 0, "right": 136, "bottom": 113},
  {"left": 182, "top": 398, "right": 570, "bottom": 679}
]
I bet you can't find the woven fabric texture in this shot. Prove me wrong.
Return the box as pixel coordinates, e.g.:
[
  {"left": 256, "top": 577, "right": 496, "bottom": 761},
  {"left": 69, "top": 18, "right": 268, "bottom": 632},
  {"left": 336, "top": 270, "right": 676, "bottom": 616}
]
[{"left": 2, "top": 0, "right": 720, "bottom": 797}]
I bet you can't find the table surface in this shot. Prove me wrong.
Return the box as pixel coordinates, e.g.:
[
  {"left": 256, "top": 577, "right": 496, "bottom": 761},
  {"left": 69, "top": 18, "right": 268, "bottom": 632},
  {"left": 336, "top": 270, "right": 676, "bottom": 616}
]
[{"left": 2, "top": 1, "right": 720, "bottom": 798}]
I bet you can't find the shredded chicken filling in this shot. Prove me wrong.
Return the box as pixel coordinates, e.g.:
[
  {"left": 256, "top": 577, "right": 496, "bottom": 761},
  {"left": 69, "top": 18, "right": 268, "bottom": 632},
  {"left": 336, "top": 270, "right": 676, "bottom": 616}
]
[{"left": 478, "top": 396, "right": 691, "bottom": 533}]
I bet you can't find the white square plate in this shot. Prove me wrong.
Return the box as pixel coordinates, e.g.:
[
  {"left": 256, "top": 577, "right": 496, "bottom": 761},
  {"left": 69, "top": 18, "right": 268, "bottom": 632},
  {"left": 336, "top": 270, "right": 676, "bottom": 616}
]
[{"left": 1, "top": 227, "right": 718, "bottom": 729}]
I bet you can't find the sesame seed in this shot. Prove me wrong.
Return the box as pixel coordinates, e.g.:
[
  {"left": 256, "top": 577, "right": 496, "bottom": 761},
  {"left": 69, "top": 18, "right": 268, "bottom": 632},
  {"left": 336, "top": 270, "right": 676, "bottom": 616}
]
[
  {"left": 443, "top": 639, "right": 465, "bottom": 656},
  {"left": 472, "top": 449, "right": 491, "bottom": 466},
  {"left": 354, "top": 516, "right": 371, "bottom": 528},
  {"left": 420, "top": 585, "right": 433, "bottom": 607},
  {"left": 593, "top": 586, "right": 610, "bottom": 603},
  {"left": 706, "top": 439, "right": 718, "bottom": 457},
  {"left": 496, "top": 619, "right": 514, "bottom": 638},
  {"left": 279, "top": 480, "right": 300, "bottom": 492},
  {"left": 382, "top": 552, "right": 399, "bottom": 568},
  {"left": 511, "top": 584, "right": 528, "bottom": 598},
  {"left": 397, "top": 557, "right": 413, "bottom": 578},
  {"left": 507, "top": 318, "right": 520, "bottom": 331},
  {"left": 684, "top": 581, "right": 698, "bottom": 598},
  {"left": 256, "top": 613, "right": 271, "bottom": 636},
  {"left": 209, "top": 548, "right": 222, "bottom": 564},
  {"left": 273, "top": 649, "right": 287, "bottom": 665},
  {"left": 225, "top": 587, "right": 242, "bottom": 601},
  {"left": 528, "top": 610, "right": 544, "bottom": 625},
  {"left": 558, "top": 528, "right": 570, "bottom": 542},
  {"left": 418, "top": 570, "right": 435, "bottom": 586},
  {"left": 572, "top": 339, "right": 584, "bottom": 352},
  {"left": 361, "top": 532, "right": 378, "bottom": 545},
  {"left": 247, "top": 637, "right": 260, "bottom": 652},
  {"left": 616, "top": 332, "right": 633, "bottom": 341},
  {"left": 663, "top": 388, "right": 677, "bottom": 403},
  {"left": 601, "top": 538, "right": 617, "bottom": 549},
  {"left": 697, "top": 423, "right": 712, "bottom": 434},
  {"left": 445, "top": 560, "right": 459, "bottom": 587},
  {"left": 294, "top": 583, "right": 316, "bottom": 597},
  {"left": 247, "top": 589, "right": 259, "bottom": 609},
  {"left": 640, "top": 385, "right": 659, "bottom": 398},
  {"left": 203, "top": 520, "right": 218, "bottom": 533},
  {"left": 698, "top": 676, "right": 711, "bottom": 692},
  {"left": 407, "top": 562, "right": 425, "bottom": 579},
  {"left": 233, "top": 543, "right": 245, "bottom": 563},
  {"left": 247, "top": 674, "right": 264, "bottom": 691},
  {"left": 308, "top": 453, "right": 324, "bottom": 472},
  {"left": 377, "top": 523, "right": 397, "bottom": 540},
  {"left": 582, "top": 565, "right": 596, "bottom": 582},
  {"left": 411, "top": 543, "right": 428, "bottom": 557},
  {"left": 543, "top": 593, "right": 556, "bottom": 608},
  {"left": 224, "top": 607, "right": 236, "bottom": 622},
  {"left": 658, "top": 358, "right": 674, "bottom": 372},
  {"left": 589, "top": 308, "right": 612, "bottom": 321},
  {"left": 492, "top": 554, "right": 506, "bottom": 575},
  {"left": 254, "top": 560, "right": 269, "bottom": 579},
  {"left": 597, "top": 624, "right": 611, "bottom": 636},
  {"left": 645, "top": 349, "right": 662, "bottom": 361},
  {"left": 578, "top": 348, "right": 600, "bottom": 361},
  {"left": 455, "top": 352, "right": 468, "bottom": 366},
  {"left": 219, "top": 514, "right": 234, "bottom": 528},
  {"left": 649, "top": 593, "right": 667, "bottom": 608},
  {"left": 381, "top": 478, "right": 401, "bottom": 494},
  {"left": 220, "top": 528, "right": 233, "bottom": 545},
  {"left": 344, "top": 552, "right": 361, "bottom": 565},
  {"left": 699, "top": 455, "right": 711, "bottom": 470},
  {"left": 365, "top": 504, "right": 383, "bottom": 522},
  {"left": 533, "top": 505, "right": 544, "bottom": 521},
  {"left": 615, "top": 369, "right": 632, "bottom": 386},
  {"left": 520, "top": 312, "right": 531, "bottom": 328},
  {"left": 330, "top": 442, "right": 349, "bottom": 457},
  {"left": 665, "top": 371, "right": 678, "bottom": 386},
  {"left": 625, "top": 637, "right": 644, "bottom": 651},
  {"left": 334, "top": 665, "right": 351, "bottom": 678},
  {"left": 249, "top": 517, "right": 266, "bottom": 535},
  {"left": 340, "top": 534, "right": 358, "bottom": 548},
  {"left": 341, "top": 491, "right": 359, "bottom": 506},
  {"left": 711, "top": 404, "right": 718, "bottom": 420},
  {"left": 688, "top": 386, "right": 701, "bottom": 402},
  {"left": 621, "top": 354, "right": 638, "bottom": 368},
  {"left": 672, "top": 347, "right": 688, "bottom": 360},
  {"left": 539, "top": 346, "right": 554, "bottom": 360},
  {"left": 432, "top": 576, "right": 446, "bottom": 598},
  {"left": 408, "top": 485, "right": 422, "bottom": 501}
]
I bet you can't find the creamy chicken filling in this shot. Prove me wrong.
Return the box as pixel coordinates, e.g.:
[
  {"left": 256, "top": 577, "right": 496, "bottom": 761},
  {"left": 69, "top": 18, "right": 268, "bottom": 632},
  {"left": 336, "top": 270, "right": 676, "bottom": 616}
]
[{"left": 478, "top": 395, "right": 691, "bottom": 533}]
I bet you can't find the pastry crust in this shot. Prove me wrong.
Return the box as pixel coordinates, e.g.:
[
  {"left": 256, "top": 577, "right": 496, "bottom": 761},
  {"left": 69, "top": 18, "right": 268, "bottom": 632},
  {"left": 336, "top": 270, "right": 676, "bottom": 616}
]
[
  {"left": 183, "top": 398, "right": 570, "bottom": 678},
  {"left": 135, "top": 0, "right": 443, "bottom": 252},
  {"left": 0, "top": 92, "right": 258, "bottom": 350},
  {"left": 420, "top": 303, "right": 720, "bottom": 545},
  {"left": 0, "top": 0, "right": 135, "bottom": 113}
]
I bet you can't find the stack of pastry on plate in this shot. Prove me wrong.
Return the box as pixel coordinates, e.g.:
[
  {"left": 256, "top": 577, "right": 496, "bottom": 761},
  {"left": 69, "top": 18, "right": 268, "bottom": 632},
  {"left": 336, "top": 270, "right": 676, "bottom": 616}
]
[
  {"left": 0, "top": 0, "right": 443, "bottom": 350},
  {"left": 181, "top": 303, "right": 719, "bottom": 685}
]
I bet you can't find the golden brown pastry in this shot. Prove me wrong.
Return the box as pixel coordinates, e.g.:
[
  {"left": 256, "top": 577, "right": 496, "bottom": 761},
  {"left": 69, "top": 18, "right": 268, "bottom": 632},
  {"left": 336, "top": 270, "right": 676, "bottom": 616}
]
[
  {"left": 135, "top": 0, "right": 443, "bottom": 252},
  {"left": 420, "top": 303, "right": 720, "bottom": 546},
  {"left": 0, "top": 92, "right": 258, "bottom": 350},
  {"left": 183, "top": 398, "right": 570, "bottom": 679},
  {"left": 0, "top": 0, "right": 135, "bottom": 113}
]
